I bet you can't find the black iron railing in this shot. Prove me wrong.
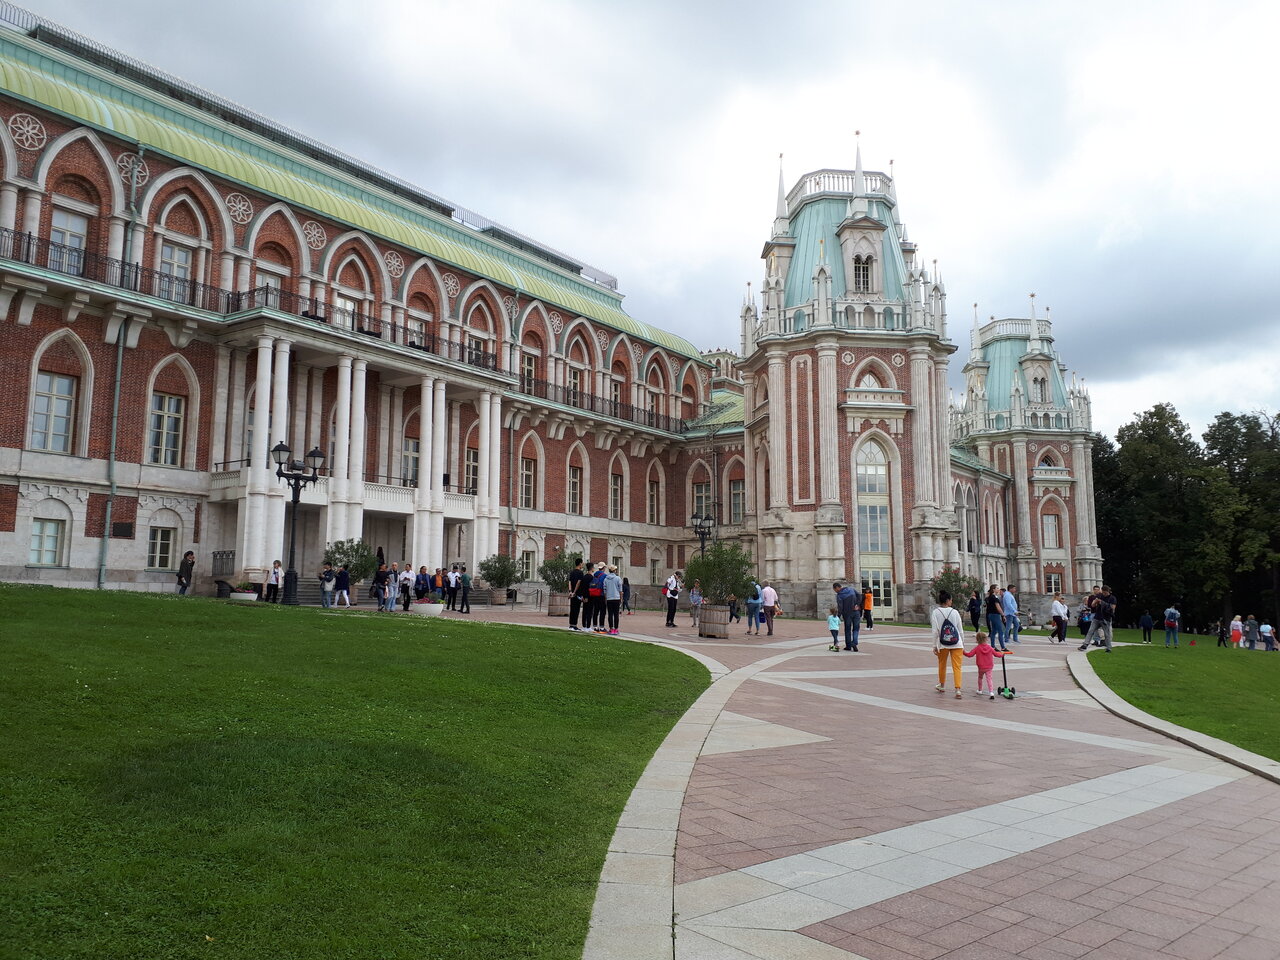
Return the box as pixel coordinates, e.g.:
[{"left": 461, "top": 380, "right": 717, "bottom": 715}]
[{"left": 514, "top": 375, "right": 688, "bottom": 433}]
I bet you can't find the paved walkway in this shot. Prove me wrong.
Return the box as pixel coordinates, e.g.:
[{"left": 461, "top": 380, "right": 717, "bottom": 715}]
[{"left": 466, "top": 605, "right": 1280, "bottom": 959}]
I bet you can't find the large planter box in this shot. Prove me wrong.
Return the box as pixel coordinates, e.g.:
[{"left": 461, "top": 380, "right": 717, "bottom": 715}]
[
  {"left": 489, "top": 589, "right": 508, "bottom": 606},
  {"left": 699, "top": 603, "right": 731, "bottom": 639},
  {"left": 228, "top": 592, "right": 258, "bottom": 602},
  {"left": 408, "top": 603, "right": 445, "bottom": 617},
  {"left": 547, "top": 591, "right": 571, "bottom": 617}
]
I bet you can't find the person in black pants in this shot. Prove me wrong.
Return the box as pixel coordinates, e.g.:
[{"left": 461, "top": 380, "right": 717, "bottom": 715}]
[
  {"left": 664, "top": 571, "right": 682, "bottom": 627},
  {"left": 446, "top": 565, "right": 460, "bottom": 610},
  {"left": 567, "top": 558, "right": 586, "bottom": 630},
  {"left": 1139, "top": 610, "right": 1154, "bottom": 644},
  {"left": 967, "top": 590, "right": 982, "bottom": 632},
  {"left": 458, "top": 565, "right": 471, "bottom": 614}
]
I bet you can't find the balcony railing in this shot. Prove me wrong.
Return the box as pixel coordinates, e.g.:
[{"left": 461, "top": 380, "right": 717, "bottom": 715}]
[
  {"left": 514, "top": 375, "right": 688, "bottom": 433},
  {"left": 0, "top": 228, "right": 240, "bottom": 312}
]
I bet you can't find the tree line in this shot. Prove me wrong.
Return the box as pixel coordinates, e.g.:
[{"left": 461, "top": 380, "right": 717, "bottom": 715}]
[{"left": 1092, "top": 404, "right": 1280, "bottom": 631}]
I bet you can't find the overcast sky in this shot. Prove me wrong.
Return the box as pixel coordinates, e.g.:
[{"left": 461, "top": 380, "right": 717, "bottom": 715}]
[{"left": 17, "top": 0, "right": 1280, "bottom": 440}]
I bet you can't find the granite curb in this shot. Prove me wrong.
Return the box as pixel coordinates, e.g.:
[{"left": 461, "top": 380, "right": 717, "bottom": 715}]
[{"left": 1067, "top": 646, "right": 1280, "bottom": 785}]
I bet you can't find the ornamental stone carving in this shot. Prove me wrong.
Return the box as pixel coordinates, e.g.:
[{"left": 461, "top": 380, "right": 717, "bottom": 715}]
[
  {"left": 19, "top": 481, "right": 87, "bottom": 504},
  {"left": 891, "top": 352, "right": 905, "bottom": 367},
  {"left": 502, "top": 295, "right": 519, "bottom": 319},
  {"left": 384, "top": 251, "right": 405, "bottom": 278},
  {"left": 840, "top": 350, "right": 855, "bottom": 366},
  {"left": 631, "top": 344, "right": 644, "bottom": 366},
  {"left": 595, "top": 330, "right": 610, "bottom": 354},
  {"left": 548, "top": 311, "right": 564, "bottom": 334},
  {"left": 225, "top": 193, "right": 254, "bottom": 224},
  {"left": 1060, "top": 442, "right": 1070, "bottom": 452},
  {"left": 115, "top": 152, "right": 150, "bottom": 186},
  {"left": 7, "top": 113, "right": 47, "bottom": 150},
  {"left": 442, "top": 273, "right": 460, "bottom": 298},
  {"left": 303, "top": 220, "right": 327, "bottom": 249}
]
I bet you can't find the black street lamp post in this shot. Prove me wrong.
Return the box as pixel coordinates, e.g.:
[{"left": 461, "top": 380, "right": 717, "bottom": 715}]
[
  {"left": 690, "top": 512, "right": 717, "bottom": 557},
  {"left": 271, "top": 440, "right": 325, "bottom": 606}
]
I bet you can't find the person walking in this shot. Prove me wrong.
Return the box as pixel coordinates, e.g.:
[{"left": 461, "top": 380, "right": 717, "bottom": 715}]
[
  {"left": 1051, "top": 593, "right": 1069, "bottom": 643},
  {"left": 458, "top": 565, "right": 471, "bottom": 614},
  {"left": 1230, "top": 614, "right": 1243, "bottom": 648},
  {"left": 862, "top": 584, "right": 875, "bottom": 630},
  {"left": 1163, "top": 602, "right": 1181, "bottom": 647},
  {"left": 318, "top": 562, "right": 336, "bottom": 609},
  {"left": 414, "top": 566, "right": 430, "bottom": 601},
  {"left": 664, "top": 571, "right": 682, "bottom": 627},
  {"left": 1215, "top": 620, "right": 1229, "bottom": 648},
  {"left": 373, "top": 563, "right": 393, "bottom": 612},
  {"left": 1002, "top": 583, "right": 1021, "bottom": 645},
  {"left": 1139, "top": 610, "right": 1154, "bottom": 644},
  {"left": 967, "top": 589, "right": 982, "bottom": 632},
  {"left": 744, "top": 581, "right": 762, "bottom": 635},
  {"left": 1079, "top": 585, "right": 1116, "bottom": 652},
  {"left": 834, "top": 581, "right": 860, "bottom": 651},
  {"left": 727, "top": 593, "right": 740, "bottom": 624},
  {"left": 399, "top": 564, "right": 414, "bottom": 611},
  {"left": 589, "top": 563, "right": 609, "bottom": 632},
  {"left": 335, "top": 564, "right": 352, "bottom": 608},
  {"left": 985, "top": 585, "right": 1007, "bottom": 651},
  {"left": 176, "top": 550, "right": 195, "bottom": 595},
  {"left": 604, "top": 565, "right": 623, "bottom": 634},
  {"left": 621, "top": 577, "right": 632, "bottom": 615},
  {"left": 760, "top": 581, "right": 779, "bottom": 636},
  {"left": 932, "top": 589, "right": 966, "bottom": 699},
  {"left": 688, "top": 579, "right": 703, "bottom": 630},
  {"left": 827, "top": 607, "right": 842, "bottom": 651},
  {"left": 568, "top": 558, "right": 587, "bottom": 631},
  {"left": 964, "top": 631, "right": 1007, "bottom": 700},
  {"left": 265, "top": 560, "right": 283, "bottom": 603},
  {"left": 446, "top": 565, "right": 460, "bottom": 610},
  {"left": 1261, "top": 620, "right": 1275, "bottom": 652},
  {"left": 1244, "top": 614, "right": 1261, "bottom": 651}
]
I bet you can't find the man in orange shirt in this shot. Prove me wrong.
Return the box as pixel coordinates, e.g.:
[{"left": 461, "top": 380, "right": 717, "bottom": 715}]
[{"left": 862, "top": 584, "right": 874, "bottom": 630}]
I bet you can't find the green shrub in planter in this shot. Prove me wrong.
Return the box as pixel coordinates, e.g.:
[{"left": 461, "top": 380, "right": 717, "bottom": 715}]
[{"left": 685, "top": 542, "right": 754, "bottom": 604}]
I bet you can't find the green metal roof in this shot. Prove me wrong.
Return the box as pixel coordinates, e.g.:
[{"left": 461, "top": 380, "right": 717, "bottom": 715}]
[
  {"left": 783, "top": 196, "right": 908, "bottom": 312},
  {"left": 979, "top": 331, "right": 1068, "bottom": 412},
  {"left": 0, "top": 27, "right": 704, "bottom": 360},
  {"left": 682, "top": 390, "right": 744, "bottom": 436},
  {"left": 950, "top": 445, "right": 1008, "bottom": 477}
]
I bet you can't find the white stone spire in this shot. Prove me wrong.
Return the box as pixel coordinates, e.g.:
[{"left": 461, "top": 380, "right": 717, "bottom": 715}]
[{"left": 772, "top": 154, "right": 790, "bottom": 238}]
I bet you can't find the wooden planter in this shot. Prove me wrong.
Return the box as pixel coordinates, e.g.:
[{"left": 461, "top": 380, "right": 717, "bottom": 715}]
[
  {"left": 547, "top": 591, "right": 571, "bottom": 617},
  {"left": 699, "top": 603, "right": 731, "bottom": 639},
  {"left": 489, "top": 589, "right": 508, "bottom": 606}
]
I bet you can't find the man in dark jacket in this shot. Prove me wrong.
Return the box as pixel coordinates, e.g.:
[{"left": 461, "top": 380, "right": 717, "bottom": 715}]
[
  {"left": 835, "top": 582, "right": 860, "bottom": 651},
  {"left": 568, "top": 558, "right": 587, "bottom": 631},
  {"left": 176, "top": 550, "right": 195, "bottom": 595}
]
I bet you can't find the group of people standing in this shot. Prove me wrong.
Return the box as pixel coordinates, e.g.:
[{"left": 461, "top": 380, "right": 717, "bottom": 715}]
[
  {"left": 969, "top": 583, "right": 1024, "bottom": 651},
  {"left": 1218, "top": 614, "right": 1276, "bottom": 651},
  {"left": 318, "top": 562, "right": 472, "bottom": 613},
  {"left": 567, "top": 558, "right": 630, "bottom": 634}
]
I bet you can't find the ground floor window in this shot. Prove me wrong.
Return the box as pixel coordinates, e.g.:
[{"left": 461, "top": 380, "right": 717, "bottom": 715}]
[
  {"left": 29, "top": 518, "right": 65, "bottom": 566},
  {"left": 147, "top": 526, "right": 177, "bottom": 570},
  {"left": 650, "top": 559, "right": 660, "bottom": 585},
  {"left": 519, "top": 550, "right": 536, "bottom": 583},
  {"left": 1045, "top": 572, "right": 1062, "bottom": 595},
  {"left": 864, "top": 568, "right": 893, "bottom": 607}
]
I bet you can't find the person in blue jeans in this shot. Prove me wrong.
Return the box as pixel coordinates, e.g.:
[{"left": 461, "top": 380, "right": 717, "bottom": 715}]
[
  {"left": 985, "top": 585, "right": 1007, "bottom": 650},
  {"left": 1163, "top": 603, "right": 1181, "bottom": 646},
  {"left": 1002, "top": 583, "right": 1021, "bottom": 645}
]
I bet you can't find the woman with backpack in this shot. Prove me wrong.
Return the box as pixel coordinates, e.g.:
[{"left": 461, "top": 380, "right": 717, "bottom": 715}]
[{"left": 932, "top": 589, "right": 967, "bottom": 699}]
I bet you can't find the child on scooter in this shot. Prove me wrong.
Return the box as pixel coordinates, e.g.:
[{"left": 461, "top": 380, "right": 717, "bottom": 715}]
[{"left": 963, "top": 631, "right": 1008, "bottom": 700}]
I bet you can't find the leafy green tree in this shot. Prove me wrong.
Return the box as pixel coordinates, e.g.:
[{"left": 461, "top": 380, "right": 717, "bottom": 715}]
[
  {"left": 684, "top": 542, "right": 754, "bottom": 604},
  {"left": 537, "top": 551, "right": 581, "bottom": 593},
  {"left": 928, "top": 565, "right": 983, "bottom": 606},
  {"left": 323, "top": 538, "right": 377, "bottom": 582},
  {"left": 477, "top": 554, "right": 523, "bottom": 591}
]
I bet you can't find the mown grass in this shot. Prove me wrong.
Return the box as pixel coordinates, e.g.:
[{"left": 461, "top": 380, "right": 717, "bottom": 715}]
[
  {"left": 0, "top": 584, "right": 708, "bottom": 959},
  {"left": 1091, "top": 642, "right": 1280, "bottom": 761}
]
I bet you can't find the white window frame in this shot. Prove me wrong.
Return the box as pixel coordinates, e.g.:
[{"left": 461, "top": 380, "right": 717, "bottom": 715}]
[
  {"left": 692, "top": 481, "right": 711, "bottom": 518},
  {"left": 49, "top": 206, "right": 89, "bottom": 275},
  {"left": 520, "top": 549, "right": 536, "bottom": 583},
  {"left": 31, "top": 371, "right": 78, "bottom": 454},
  {"left": 609, "top": 473, "right": 623, "bottom": 520},
  {"left": 520, "top": 457, "right": 537, "bottom": 509},
  {"left": 148, "top": 391, "right": 185, "bottom": 467},
  {"left": 1042, "top": 512, "right": 1061, "bottom": 549},
  {"left": 402, "top": 437, "right": 420, "bottom": 487},
  {"left": 28, "top": 517, "right": 65, "bottom": 566},
  {"left": 567, "top": 464, "right": 583, "bottom": 515},
  {"left": 648, "top": 478, "right": 661, "bottom": 524},
  {"left": 729, "top": 478, "right": 745, "bottom": 524},
  {"left": 463, "top": 447, "right": 479, "bottom": 494},
  {"left": 147, "top": 525, "right": 177, "bottom": 570},
  {"left": 1045, "top": 572, "right": 1062, "bottom": 595}
]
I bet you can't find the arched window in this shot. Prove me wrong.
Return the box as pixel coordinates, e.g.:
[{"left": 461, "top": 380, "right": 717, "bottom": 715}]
[
  {"left": 883, "top": 307, "right": 895, "bottom": 330},
  {"left": 792, "top": 309, "right": 806, "bottom": 332},
  {"left": 858, "top": 371, "right": 882, "bottom": 389},
  {"left": 856, "top": 440, "right": 893, "bottom": 612},
  {"left": 853, "top": 255, "right": 873, "bottom": 293}
]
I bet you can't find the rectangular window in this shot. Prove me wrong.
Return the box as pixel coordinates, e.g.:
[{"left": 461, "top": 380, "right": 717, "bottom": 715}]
[
  {"left": 463, "top": 447, "right": 479, "bottom": 494},
  {"left": 1045, "top": 572, "right": 1062, "bottom": 595},
  {"left": 858, "top": 504, "right": 891, "bottom": 553},
  {"left": 147, "top": 526, "right": 176, "bottom": 570},
  {"left": 648, "top": 479, "right": 660, "bottom": 524},
  {"left": 158, "top": 241, "right": 193, "bottom": 302},
  {"left": 857, "top": 462, "right": 888, "bottom": 494},
  {"left": 610, "top": 473, "right": 623, "bottom": 520},
  {"left": 402, "top": 438, "right": 420, "bottom": 487},
  {"left": 520, "top": 457, "right": 536, "bottom": 509},
  {"left": 650, "top": 558, "right": 660, "bottom": 585},
  {"left": 568, "top": 465, "right": 582, "bottom": 515},
  {"left": 567, "top": 367, "right": 582, "bottom": 407},
  {"left": 854, "top": 258, "right": 871, "bottom": 293},
  {"left": 28, "top": 518, "right": 64, "bottom": 566},
  {"left": 610, "top": 379, "right": 622, "bottom": 410},
  {"left": 521, "top": 353, "right": 537, "bottom": 387},
  {"left": 520, "top": 549, "right": 536, "bottom": 583},
  {"left": 867, "top": 569, "right": 893, "bottom": 606},
  {"left": 692, "top": 482, "right": 711, "bottom": 519},
  {"left": 333, "top": 293, "right": 359, "bottom": 329},
  {"left": 148, "top": 392, "right": 185, "bottom": 466},
  {"left": 31, "top": 371, "right": 77, "bottom": 453},
  {"left": 50, "top": 209, "right": 88, "bottom": 275},
  {"left": 468, "top": 336, "right": 486, "bottom": 364},
  {"left": 1041, "top": 513, "right": 1060, "bottom": 549},
  {"left": 612, "top": 555, "right": 623, "bottom": 573},
  {"left": 729, "top": 479, "right": 745, "bottom": 524}
]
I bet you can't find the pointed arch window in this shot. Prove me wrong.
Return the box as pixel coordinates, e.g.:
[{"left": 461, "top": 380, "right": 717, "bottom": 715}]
[
  {"left": 31, "top": 372, "right": 78, "bottom": 453},
  {"left": 858, "top": 371, "right": 883, "bottom": 389},
  {"left": 853, "top": 255, "right": 873, "bottom": 293},
  {"left": 856, "top": 442, "right": 891, "bottom": 552}
]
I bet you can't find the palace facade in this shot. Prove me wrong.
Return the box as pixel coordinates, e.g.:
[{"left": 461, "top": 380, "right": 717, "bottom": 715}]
[{"left": 0, "top": 9, "right": 1101, "bottom": 618}]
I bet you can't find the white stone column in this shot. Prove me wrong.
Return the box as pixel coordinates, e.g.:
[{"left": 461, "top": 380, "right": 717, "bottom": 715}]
[
  {"left": 20, "top": 190, "right": 41, "bottom": 235},
  {"left": 347, "top": 359, "right": 368, "bottom": 542},
  {"left": 1083, "top": 440, "right": 1099, "bottom": 548},
  {"left": 1012, "top": 439, "right": 1032, "bottom": 547},
  {"left": 429, "top": 378, "right": 447, "bottom": 565},
  {"left": 816, "top": 340, "right": 839, "bottom": 505},
  {"left": 389, "top": 387, "right": 404, "bottom": 479},
  {"left": 236, "top": 257, "right": 252, "bottom": 293},
  {"left": 291, "top": 364, "right": 309, "bottom": 455},
  {"left": 106, "top": 216, "right": 126, "bottom": 262},
  {"left": 308, "top": 365, "right": 324, "bottom": 452},
  {"left": 243, "top": 336, "right": 274, "bottom": 572},
  {"left": 488, "top": 392, "right": 503, "bottom": 556},
  {"left": 934, "top": 358, "right": 953, "bottom": 510},
  {"left": 377, "top": 384, "right": 392, "bottom": 481},
  {"left": 266, "top": 339, "right": 292, "bottom": 565},
  {"left": 327, "top": 356, "right": 352, "bottom": 544},
  {"left": 767, "top": 353, "right": 786, "bottom": 508},
  {"left": 412, "top": 376, "right": 435, "bottom": 563},
  {"left": 475, "top": 392, "right": 492, "bottom": 553},
  {"left": 219, "top": 251, "right": 235, "bottom": 291},
  {"left": 1071, "top": 438, "right": 1090, "bottom": 547},
  {"left": 910, "top": 349, "right": 935, "bottom": 505},
  {"left": 0, "top": 183, "right": 18, "bottom": 232},
  {"left": 210, "top": 344, "right": 231, "bottom": 469},
  {"left": 228, "top": 350, "right": 246, "bottom": 464}
]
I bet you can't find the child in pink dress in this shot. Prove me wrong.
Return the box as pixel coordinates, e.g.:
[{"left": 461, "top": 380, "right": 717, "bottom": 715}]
[{"left": 963, "top": 631, "right": 1007, "bottom": 700}]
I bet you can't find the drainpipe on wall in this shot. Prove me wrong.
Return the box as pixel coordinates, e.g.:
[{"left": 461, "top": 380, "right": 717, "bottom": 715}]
[{"left": 96, "top": 145, "right": 145, "bottom": 589}]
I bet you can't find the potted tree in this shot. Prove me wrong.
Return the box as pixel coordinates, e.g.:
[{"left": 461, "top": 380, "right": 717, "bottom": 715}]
[
  {"left": 477, "top": 553, "right": 523, "bottom": 606},
  {"left": 685, "top": 541, "right": 754, "bottom": 639},
  {"left": 323, "top": 538, "right": 378, "bottom": 605},
  {"left": 538, "top": 550, "right": 580, "bottom": 617}
]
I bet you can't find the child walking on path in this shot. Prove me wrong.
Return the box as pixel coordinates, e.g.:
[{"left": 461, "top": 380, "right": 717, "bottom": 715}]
[
  {"left": 931, "top": 590, "right": 966, "bottom": 699},
  {"left": 827, "top": 607, "right": 841, "bottom": 651},
  {"left": 964, "top": 631, "right": 1007, "bottom": 700}
]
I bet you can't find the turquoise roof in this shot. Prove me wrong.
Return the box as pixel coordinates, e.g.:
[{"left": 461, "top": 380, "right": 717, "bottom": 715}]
[
  {"left": 783, "top": 197, "right": 908, "bottom": 310},
  {"left": 0, "top": 26, "right": 705, "bottom": 360},
  {"left": 980, "top": 333, "right": 1068, "bottom": 412}
]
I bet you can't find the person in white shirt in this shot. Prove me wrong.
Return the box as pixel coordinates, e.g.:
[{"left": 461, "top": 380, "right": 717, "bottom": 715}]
[
  {"left": 931, "top": 589, "right": 966, "bottom": 699},
  {"left": 398, "top": 564, "right": 414, "bottom": 611},
  {"left": 1050, "top": 594, "right": 1069, "bottom": 644},
  {"left": 664, "top": 571, "right": 682, "bottom": 627},
  {"left": 446, "top": 566, "right": 461, "bottom": 610},
  {"left": 760, "top": 582, "right": 780, "bottom": 636}
]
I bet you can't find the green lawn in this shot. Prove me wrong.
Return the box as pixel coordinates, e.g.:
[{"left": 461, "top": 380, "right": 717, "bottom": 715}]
[
  {"left": 0, "top": 584, "right": 708, "bottom": 960},
  {"left": 1091, "top": 643, "right": 1280, "bottom": 761}
]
